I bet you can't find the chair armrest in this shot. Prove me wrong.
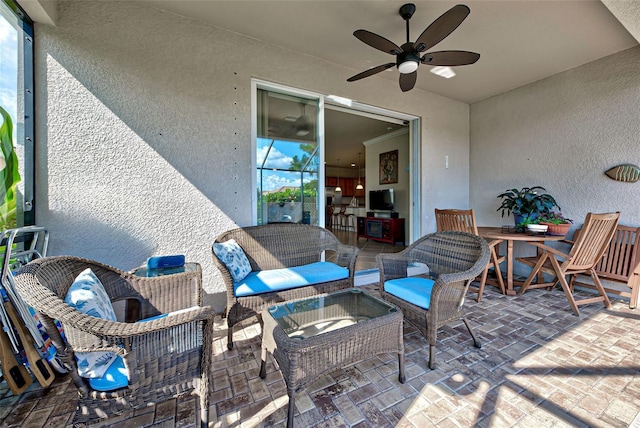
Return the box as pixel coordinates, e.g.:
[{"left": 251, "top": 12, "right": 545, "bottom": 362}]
[
  {"left": 60, "top": 306, "right": 215, "bottom": 358},
  {"left": 376, "top": 252, "right": 410, "bottom": 283},
  {"left": 527, "top": 242, "right": 571, "bottom": 259},
  {"left": 335, "top": 243, "right": 359, "bottom": 275},
  {"left": 211, "top": 251, "right": 237, "bottom": 304},
  {"left": 73, "top": 306, "right": 214, "bottom": 338},
  {"left": 487, "top": 238, "right": 503, "bottom": 249}
]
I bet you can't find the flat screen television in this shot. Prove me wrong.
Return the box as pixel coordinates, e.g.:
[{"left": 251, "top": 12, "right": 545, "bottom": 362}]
[{"left": 369, "top": 189, "right": 394, "bottom": 211}]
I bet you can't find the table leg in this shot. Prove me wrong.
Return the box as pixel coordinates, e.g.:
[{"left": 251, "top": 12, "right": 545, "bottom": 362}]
[
  {"left": 398, "top": 352, "right": 405, "bottom": 383},
  {"left": 287, "top": 391, "right": 295, "bottom": 428},
  {"left": 536, "top": 246, "right": 544, "bottom": 285},
  {"left": 259, "top": 347, "right": 267, "bottom": 379},
  {"left": 506, "top": 239, "right": 515, "bottom": 295}
]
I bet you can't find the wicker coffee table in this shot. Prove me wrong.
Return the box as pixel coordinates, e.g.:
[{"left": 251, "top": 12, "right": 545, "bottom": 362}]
[{"left": 260, "top": 288, "right": 405, "bottom": 428}]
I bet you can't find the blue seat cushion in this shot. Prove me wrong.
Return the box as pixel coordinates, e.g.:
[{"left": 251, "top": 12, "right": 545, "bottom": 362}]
[
  {"left": 87, "top": 355, "right": 128, "bottom": 391},
  {"left": 234, "top": 262, "right": 349, "bottom": 297},
  {"left": 384, "top": 277, "right": 435, "bottom": 310}
]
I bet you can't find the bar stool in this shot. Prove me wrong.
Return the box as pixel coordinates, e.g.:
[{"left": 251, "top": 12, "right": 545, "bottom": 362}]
[
  {"left": 328, "top": 206, "right": 341, "bottom": 230},
  {"left": 339, "top": 206, "right": 355, "bottom": 231}
]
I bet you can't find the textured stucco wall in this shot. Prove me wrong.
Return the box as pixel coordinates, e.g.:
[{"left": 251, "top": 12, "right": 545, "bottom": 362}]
[
  {"left": 470, "top": 46, "right": 640, "bottom": 282},
  {"left": 34, "top": 1, "right": 471, "bottom": 311}
]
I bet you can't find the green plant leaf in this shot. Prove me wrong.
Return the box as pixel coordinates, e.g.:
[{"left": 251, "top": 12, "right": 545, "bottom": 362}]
[{"left": 0, "top": 106, "right": 21, "bottom": 229}]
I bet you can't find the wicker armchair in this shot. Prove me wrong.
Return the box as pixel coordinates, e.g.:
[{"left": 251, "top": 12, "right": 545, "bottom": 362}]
[
  {"left": 376, "top": 231, "right": 490, "bottom": 369},
  {"left": 212, "top": 223, "right": 358, "bottom": 350},
  {"left": 12, "top": 256, "right": 215, "bottom": 427},
  {"left": 435, "top": 208, "right": 506, "bottom": 301}
]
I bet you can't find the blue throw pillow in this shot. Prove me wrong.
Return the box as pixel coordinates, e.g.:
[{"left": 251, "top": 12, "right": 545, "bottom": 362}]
[
  {"left": 64, "top": 268, "right": 119, "bottom": 378},
  {"left": 213, "top": 239, "right": 252, "bottom": 283}
]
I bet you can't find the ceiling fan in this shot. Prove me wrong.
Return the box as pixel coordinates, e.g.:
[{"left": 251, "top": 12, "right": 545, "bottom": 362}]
[
  {"left": 347, "top": 3, "right": 480, "bottom": 92},
  {"left": 270, "top": 103, "right": 313, "bottom": 139}
]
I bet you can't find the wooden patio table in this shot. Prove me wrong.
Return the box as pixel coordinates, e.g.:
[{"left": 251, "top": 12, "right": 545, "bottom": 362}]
[{"left": 478, "top": 227, "right": 565, "bottom": 295}]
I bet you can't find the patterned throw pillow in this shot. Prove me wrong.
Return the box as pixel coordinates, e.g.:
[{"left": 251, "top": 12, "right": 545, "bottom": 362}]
[
  {"left": 213, "top": 239, "right": 252, "bottom": 284},
  {"left": 64, "top": 268, "right": 119, "bottom": 379}
]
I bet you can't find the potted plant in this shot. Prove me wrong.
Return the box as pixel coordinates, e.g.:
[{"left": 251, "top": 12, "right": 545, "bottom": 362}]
[
  {"left": 497, "top": 186, "right": 560, "bottom": 226},
  {"left": 536, "top": 212, "right": 573, "bottom": 236}
]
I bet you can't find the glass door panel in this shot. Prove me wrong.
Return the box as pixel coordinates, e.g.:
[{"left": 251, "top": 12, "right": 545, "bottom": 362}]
[{"left": 256, "top": 89, "right": 320, "bottom": 225}]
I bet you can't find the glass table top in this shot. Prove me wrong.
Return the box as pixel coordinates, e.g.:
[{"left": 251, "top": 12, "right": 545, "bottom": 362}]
[{"left": 267, "top": 289, "right": 397, "bottom": 339}]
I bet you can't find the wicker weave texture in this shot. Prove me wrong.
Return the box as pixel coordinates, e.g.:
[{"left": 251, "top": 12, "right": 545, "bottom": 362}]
[
  {"left": 212, "top": 224, "right": 359, "bottom": 348},
  {"left": 262, "top": 291, "right": 403, "bottom": 393},
  {"left": 376, "top": 232, "right": 490, "bottom": 368},
  {"left": 12, "top": 256, "right": 214, "bottom": 427}
]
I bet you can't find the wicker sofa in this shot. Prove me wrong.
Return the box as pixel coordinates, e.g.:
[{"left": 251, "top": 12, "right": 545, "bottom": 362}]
[{"left": 212, "top": 223, "right": 359, "bottom": 349}]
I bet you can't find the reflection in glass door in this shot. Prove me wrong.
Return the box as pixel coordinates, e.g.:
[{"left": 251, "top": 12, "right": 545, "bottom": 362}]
[{"left": 256, "top": 89, "right": 320, "bottom": 225}]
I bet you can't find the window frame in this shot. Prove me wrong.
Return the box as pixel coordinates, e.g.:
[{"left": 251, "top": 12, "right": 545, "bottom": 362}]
[{"left": 1, "top": 0, "right": 35, "bottom": 226}]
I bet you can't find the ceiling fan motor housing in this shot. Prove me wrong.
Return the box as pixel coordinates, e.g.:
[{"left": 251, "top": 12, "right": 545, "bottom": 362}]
[{"left": 397, "top": 43, "right": 420, "bottom": 73}]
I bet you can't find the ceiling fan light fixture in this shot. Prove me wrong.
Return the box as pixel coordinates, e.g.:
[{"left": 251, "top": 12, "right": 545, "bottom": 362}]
[
  {"left": 397, "top": 47, "right": 420, "bottom": 74},
  {"left": 398, "top": 59, "right": 419, "bottom": 74}
]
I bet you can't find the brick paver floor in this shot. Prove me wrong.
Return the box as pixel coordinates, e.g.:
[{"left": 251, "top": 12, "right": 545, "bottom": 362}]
[{"left": 1, "top": 283, "right": 639, "bottom": 427}]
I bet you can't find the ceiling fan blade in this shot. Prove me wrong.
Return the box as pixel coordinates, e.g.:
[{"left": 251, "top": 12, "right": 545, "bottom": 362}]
[
  {"left": 399, "top": 71, "right": 417, "bottom": 92},
  {"left": 354, "top": 30, "right": 402, "bottom": 55},
  {"left": 347, "top": 63, "right": 395, "bottom": 82},
  {"left": 414, "top": 5, "right": 470, "bottom": 52},
  {"left": 421, "top": 50, "right": 480, "bottom": 66}
]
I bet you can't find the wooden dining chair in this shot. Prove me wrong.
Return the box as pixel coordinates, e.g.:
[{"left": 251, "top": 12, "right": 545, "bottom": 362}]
[
  {"left": 569, "top": 224, "right": 640, "bottom": 309},
  {"left": 517, "top": 212, "right": 620, "bottom": 315},
  {"left": 435, "top": 209, "right": 506, "bottom": 301}
]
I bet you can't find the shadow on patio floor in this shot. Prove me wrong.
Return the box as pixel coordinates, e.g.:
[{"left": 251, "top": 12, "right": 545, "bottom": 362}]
[{"left": 1, "top": 282, "right": 639, "bottom": 427}]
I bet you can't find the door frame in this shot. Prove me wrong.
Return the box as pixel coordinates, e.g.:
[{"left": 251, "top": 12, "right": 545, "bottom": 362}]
[{"left": 252, "top": 79, "right": 421, "bottom": 242}]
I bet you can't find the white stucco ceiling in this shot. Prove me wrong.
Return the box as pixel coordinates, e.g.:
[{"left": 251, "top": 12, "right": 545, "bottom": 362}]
[
  {"left": 18, "top": 1, "right": 640, "bottom": 103},
  {"left": 17, "top": 0, "right": 640, "bottom": 169},
  {"left": 138, "top": 0, "right": 638, "bottom": 104}
]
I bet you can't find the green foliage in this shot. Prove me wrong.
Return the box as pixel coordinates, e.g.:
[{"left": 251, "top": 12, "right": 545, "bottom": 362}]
[
  {"left": 497, "top": 186, "right": 559, "bottom": 218},
  {"left": 264, "top": 180, "right": 318, "bottom": 203},
  {"left": 0, "top": 106, "right": 21, "bottom": 229},
  {"left": 536, "top": 212, "right": 573, "bottom": 225},
  {"left": 288, "top": 144, "right": 317, "bottom": 172}
]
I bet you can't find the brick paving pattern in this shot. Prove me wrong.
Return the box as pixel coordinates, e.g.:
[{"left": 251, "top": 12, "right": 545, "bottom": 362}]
[{"left": 1, "top": 284, "right": 639, "bottom": 427}]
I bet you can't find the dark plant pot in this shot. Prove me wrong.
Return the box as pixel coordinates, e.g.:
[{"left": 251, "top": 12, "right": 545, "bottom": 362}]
[{"left": 513, "top": 212, "right": 538, "bottom": 226}]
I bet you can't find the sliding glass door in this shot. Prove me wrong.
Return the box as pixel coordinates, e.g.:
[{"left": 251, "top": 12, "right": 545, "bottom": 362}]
[{"left": 255, "top": 88, "right": 322, "bottom": 226}]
